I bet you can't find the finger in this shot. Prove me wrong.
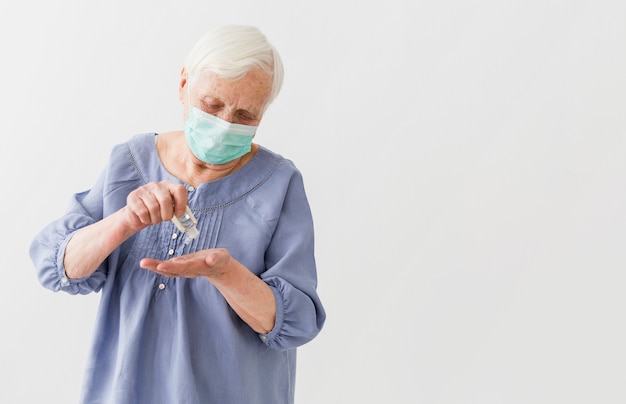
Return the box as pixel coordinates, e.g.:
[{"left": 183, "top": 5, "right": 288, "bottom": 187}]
[
  {"left": 155, "top": 255, "right": 202, "bottom": 277},
  {"left": 126, "top": 188, "right": 156, "bottom": 225},
  {"left": 139, "top": 257, "right": 161, "bottom": 270},
  {"left": 150, "top": 183, "right": 176, "bottom": 222},
  {"left": 140, "top": 259, "right": 181, "bottom": 278},
  {"left": 168, "top": 182, "right": 189, "bottom": 218},
  {"left": 204, "top": 248, "right": 230, "bottom": 268},
  {"left": 137, "top": 181, "right": 180, "bottom": 224}
]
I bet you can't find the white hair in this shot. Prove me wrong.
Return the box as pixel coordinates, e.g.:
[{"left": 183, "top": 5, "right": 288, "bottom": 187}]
[{"left": 183, "top": 25, "right": 284, "bottom": 105}]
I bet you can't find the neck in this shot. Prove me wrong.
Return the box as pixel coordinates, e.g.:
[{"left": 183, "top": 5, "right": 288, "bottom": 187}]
[{"left": 157, "top": 131, "right": 258, "bottom": 187}]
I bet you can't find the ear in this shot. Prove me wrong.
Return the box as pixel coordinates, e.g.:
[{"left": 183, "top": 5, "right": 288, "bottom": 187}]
[{"left": 178, "top": 67, "right": 188, "bottom": 104}]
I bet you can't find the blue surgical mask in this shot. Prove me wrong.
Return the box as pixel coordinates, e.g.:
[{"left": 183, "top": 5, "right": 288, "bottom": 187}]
[{"left": 184, "top": 106, "right": 257, "bottom": 165}]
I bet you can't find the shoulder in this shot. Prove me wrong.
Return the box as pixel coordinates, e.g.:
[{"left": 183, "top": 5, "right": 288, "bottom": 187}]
[
  {"left": 253, "top": 146, "right": 308, "bottom": 196},
  {"left": 107, "top": 133, "right": 156, "bottom": 160},
  {"left": 102, "top": 133, "right": 158, "bottom": 189},
  {"left": 255, "top": 145, "right": 300, "bottom": 177},
  {"left": 126, "top": 133, "right": 158, "bottom": 158}
]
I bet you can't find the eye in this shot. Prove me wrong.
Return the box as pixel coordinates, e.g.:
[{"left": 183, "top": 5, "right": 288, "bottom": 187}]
[
  {"left": 237, "top": 111, "right": 258, "bottom": 123},
  {"left": 199, "top": 99, "right": 223, "bottom": 113}
]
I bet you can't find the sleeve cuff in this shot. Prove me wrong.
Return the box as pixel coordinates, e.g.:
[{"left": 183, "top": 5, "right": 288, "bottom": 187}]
[{"left": 259, "top": 285, "right": 285, "bottom": 345}]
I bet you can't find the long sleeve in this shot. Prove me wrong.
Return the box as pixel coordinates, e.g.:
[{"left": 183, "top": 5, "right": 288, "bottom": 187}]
[
  {"left": 29, "top": 185, "right": 107, "bottom": 295},
  {"left": 29, "top": 140, "right": 143, "bottom": 295},
  {"left": 259, "top": 167, "right": 326, "bottom": 350}
]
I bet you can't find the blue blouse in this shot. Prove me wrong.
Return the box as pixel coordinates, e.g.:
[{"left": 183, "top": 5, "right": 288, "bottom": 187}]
[{"left": 29, "top": 133, "right": 326, "bottom": 404}]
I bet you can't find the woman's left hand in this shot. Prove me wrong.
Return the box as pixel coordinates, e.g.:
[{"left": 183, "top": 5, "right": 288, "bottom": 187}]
[
  {"left": 140, "top": 248, "right": 232, "bottom": 279},
  {"left": 141, "top": 247, "right": 276, "bottom": 333}
]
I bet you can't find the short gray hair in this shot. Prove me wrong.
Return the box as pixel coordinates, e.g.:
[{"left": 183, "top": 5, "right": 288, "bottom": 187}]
[{"left": 183, "top": 25, "right": 284, "bottom": 105}]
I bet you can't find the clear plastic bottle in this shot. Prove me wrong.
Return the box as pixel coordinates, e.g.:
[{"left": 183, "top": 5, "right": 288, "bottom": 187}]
[{"left": 171, "top": 205, "right": 199, "bottom": 244}]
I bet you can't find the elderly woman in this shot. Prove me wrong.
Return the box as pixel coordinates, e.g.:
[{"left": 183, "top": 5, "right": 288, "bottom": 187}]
[{"left": 29, "top": 25, "right": 325, "bottom": 404}]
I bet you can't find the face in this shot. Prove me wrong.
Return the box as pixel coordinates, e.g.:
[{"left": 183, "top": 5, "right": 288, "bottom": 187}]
[{"left": 179, "top": 68, "right": 273, "bottom": 126}]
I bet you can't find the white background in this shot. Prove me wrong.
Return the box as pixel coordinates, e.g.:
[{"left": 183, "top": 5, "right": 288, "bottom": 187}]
[{"left": 1, "top": 1, "right": 625, "bottom": 403}]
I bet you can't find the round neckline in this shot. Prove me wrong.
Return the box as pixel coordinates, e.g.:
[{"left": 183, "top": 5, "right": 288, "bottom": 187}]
[
  {"left": 132, "top": 133, "right": 281, "bottom": 209},
  {"left": 154, "top": 133, "right": 262, "bottom": 187}
]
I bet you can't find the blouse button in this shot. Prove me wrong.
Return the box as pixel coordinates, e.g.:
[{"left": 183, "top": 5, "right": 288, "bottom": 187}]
[
  {"left": 172, "top": 233, "right": 178, "bottom": 240},
  {"left": 188, "top": 186, "right": 195, "bottom": 192},
  {"left": 168, "top": 249, "right": 175, "bottom": 255},
  {"left": 158, "top": 283, "right": 166, "bottom": 290}
]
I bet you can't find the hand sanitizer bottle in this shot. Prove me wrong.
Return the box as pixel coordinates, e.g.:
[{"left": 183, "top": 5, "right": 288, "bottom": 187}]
[{"left": 171, "top": 205, "right": 199, "bottom": 244}]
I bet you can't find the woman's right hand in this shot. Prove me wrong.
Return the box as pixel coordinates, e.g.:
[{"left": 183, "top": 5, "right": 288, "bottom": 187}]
[
  {"left": 63, "top": 180, "right": 188, "bottom": 279},
  {"left": 123, "top": 180, "right": 189, "bottom": 232}
]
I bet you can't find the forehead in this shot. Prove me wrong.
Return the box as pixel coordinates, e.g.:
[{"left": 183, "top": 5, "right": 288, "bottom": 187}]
[{"left": 191, "top": 69, "right": 272, "bottom": 110}]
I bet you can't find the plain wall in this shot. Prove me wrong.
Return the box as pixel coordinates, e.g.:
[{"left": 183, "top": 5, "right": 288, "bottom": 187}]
[{"left": 2, "top": 1, "right": 625, "bottom": 403}]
